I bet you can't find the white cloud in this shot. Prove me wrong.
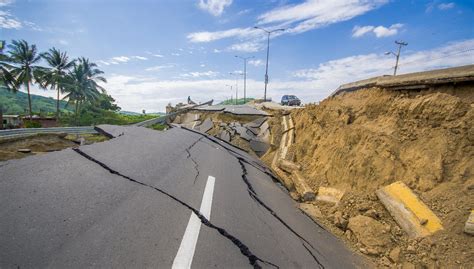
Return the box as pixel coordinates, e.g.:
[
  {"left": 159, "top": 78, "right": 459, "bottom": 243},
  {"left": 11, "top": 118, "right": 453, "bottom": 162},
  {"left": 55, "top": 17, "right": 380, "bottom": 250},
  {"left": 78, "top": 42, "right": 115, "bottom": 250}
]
[
  {"left": 352, "top": 23, "right": 403, "bottom": 38},
  {"left": 228, "top": 41, "right": 262, "bottom": 52},
  {"left": 133, "top": 56, "right": 148, "bottom": 60},
  {"left": 153, "top": 54, "right": 164, "bottom": 58},
  {"left": 181, "top": 71, "right": 219, "bottom": 78},
  {"left": 111, "top": 56, "right": 130, "bottom": 63},
  {"left": 438, "top": 2, "right": 455, "bottom": 10},
  {"left": 352, "top": 25, "right": 375, "bottom": 37},
  {"left": 213, "top": 48, "right": 222, "bottom": 53},
  {"left": 98, "top": 60, "right": 111, "bottom": 66},
  {"left": 373, "top": 23, "right": 403, "bottom": 37},
  {"left": 0, "top": 0, "right": 13, "bottom": 7},
  {"left": 248, "top": 59, "right": 264, "bottom": 67},
  {"left": 258, "top": 0, "right": 388, "bottom": 34},
  {"left": 198, "top": 0, "right": 232, "bottom": 16},
  {"left": 145, "top": 65, "right": 174, "bottom": 71},
  {"left": 171, "top": 53, "right": 181, "bottom": 56},
  {"left": 0, "top": 10, "right": 21, "bottom": 29},
  {"left": 187, "top": 27, "right": 257, "bottom": 43}
]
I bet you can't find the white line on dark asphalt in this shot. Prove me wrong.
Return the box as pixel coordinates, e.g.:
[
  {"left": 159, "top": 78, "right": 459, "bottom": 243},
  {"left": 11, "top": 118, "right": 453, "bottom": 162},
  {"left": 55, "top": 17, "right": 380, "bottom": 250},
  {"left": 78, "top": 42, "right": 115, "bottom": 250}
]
[{"left": 172, "top": 175, "right": 216, "bottom": 269}]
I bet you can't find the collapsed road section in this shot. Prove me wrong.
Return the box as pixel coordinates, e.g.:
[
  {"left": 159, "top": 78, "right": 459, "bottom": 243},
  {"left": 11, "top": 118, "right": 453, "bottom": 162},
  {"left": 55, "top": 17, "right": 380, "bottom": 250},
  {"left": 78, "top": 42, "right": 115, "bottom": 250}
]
[
  {"left": 0, "top": 122, "right": 366, "bottom": 268},
  {"left": 169, "top": 104, "right": 272, "bottom": 157}
]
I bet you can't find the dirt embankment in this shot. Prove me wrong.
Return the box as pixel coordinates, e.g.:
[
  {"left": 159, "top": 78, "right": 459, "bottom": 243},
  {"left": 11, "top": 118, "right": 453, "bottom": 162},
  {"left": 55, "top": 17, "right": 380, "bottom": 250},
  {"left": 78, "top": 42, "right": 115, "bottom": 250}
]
[
  {"left": 290, "top": 85, "right": 474, "bottom": 267},
  {"left": 0, "top": 134, "right": 108, "bottom": 161}
]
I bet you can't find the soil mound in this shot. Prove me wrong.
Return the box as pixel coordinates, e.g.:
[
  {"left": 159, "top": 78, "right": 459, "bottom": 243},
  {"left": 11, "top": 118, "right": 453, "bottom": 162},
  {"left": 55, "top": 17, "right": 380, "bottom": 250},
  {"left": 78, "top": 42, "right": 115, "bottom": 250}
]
[{"left": 291, "top": 85, "right": 474, "bottom": 267}]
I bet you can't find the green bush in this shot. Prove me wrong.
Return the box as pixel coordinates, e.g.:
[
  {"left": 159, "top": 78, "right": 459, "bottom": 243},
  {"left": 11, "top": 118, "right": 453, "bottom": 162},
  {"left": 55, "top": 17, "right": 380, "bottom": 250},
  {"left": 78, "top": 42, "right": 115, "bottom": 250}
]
[{"left": 24, "top": 121, "right": 42, "bottom": 128}]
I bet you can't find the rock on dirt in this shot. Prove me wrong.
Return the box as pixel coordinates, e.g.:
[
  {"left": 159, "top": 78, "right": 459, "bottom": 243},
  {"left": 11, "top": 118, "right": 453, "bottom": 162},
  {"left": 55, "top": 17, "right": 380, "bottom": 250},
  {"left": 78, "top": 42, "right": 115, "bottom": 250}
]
[{"left": 347, "top": 215, "right": 392, "bottom": 255}]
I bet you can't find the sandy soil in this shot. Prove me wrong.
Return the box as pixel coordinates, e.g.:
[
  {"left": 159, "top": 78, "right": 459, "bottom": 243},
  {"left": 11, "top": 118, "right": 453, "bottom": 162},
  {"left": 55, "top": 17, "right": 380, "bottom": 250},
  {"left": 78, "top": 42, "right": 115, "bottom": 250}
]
[
  {"left": 286, "top": 85, "right": 474, "bottom": 268},
  {"left": 0, "top": 133, "right": 108, "bottom": 161}
]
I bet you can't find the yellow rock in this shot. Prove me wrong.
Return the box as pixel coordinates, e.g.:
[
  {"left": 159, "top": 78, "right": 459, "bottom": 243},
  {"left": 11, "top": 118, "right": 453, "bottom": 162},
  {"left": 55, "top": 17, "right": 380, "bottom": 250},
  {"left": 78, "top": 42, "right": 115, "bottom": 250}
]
[
  {"left": 376, "top": 181, "right": 443, "bottom": 238},
  {"left": 316, "top": 187, "right": 345, "bottom": 205}
]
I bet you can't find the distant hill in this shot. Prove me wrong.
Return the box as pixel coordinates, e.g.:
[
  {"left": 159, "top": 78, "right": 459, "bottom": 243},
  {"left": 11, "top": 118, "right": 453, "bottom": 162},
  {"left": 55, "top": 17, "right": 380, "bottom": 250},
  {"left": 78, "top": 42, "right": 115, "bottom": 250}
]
[{"left": 0, "top": 89, "right": 73, "bottom": 115}]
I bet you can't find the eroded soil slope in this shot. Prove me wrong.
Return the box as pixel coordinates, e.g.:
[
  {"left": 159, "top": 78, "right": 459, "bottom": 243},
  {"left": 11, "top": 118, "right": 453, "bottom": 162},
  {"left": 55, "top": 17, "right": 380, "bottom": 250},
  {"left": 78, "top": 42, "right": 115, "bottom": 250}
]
[{"left": 291, "top": 85, "right": 473, "bottom": 267}]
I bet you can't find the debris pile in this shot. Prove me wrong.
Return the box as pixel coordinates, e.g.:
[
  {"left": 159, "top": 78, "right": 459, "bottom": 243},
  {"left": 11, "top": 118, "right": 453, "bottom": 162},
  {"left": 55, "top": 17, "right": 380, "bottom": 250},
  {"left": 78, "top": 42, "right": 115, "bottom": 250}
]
[
  {"left": 173, "top": 110, "right": 271, "bottom": 156},
  {"left": 268, "top": 86, "right": 474, "bottom": 267}
]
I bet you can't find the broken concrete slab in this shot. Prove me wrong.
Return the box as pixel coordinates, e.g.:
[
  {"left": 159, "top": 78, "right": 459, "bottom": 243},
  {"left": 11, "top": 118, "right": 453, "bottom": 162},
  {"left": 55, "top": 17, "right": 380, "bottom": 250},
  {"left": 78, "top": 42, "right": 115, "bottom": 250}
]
[
  {"left": 464, "top": 210, "right": 474, "bottom": 235},
  {"left": 198, "top": 118, "right": 213, "bottom": 133},
  {"left": 376, "top": 181, "right": 443, "bottom": 238},
  {"left": 258, "top": 121, "right": 269, "bottom": 135},
  {"left": 245, "top": 117, "right": 267, "bottom": 128},
  {"left": 246, "top": 126, "right": 260, "bottom": 136},
  {"left": 249, "top": 139, "right": 270, "bottom": 157},
  {"left": 277, "top": 159, "right": 301, "bottom": 173},
  {"left": 293, "top": 171, "right": 316, "bottom": 202},
  {"left": 234, "top": 126, "right": 255, "bottom": 141},
  {"left": 219, "top": 130, "right": 231, "bottom": 142},
  {"left": 316, "top": 187, "right": 345, "bottom": 205}
]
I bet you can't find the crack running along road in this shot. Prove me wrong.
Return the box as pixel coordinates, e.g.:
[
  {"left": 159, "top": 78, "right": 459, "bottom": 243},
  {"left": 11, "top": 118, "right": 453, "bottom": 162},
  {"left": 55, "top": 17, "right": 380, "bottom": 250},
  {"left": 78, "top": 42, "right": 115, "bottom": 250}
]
[{"left": 73, "top": 148, "right": 277, "bottom": 269}]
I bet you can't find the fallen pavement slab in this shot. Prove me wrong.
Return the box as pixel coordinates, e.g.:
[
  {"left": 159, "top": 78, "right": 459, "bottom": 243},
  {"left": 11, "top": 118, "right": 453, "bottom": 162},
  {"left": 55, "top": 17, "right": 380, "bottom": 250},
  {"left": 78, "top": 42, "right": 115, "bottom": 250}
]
[
  {"left": 316, "top": 187, "right": 345, "bottom": 205},
  {"left": 198, "top": 118, "right": 213, "bottom": 133},
  {"left": 376, "top": 181, "right": 443, "bottom": 238},
  {"left": 293, "top": 171, "right": 316, "bottom": 202},
  {"left": 249, "top": 138, "right": 270, "bottom": 157},
  {"left": 278, "top": 159, "right": 301, "bottom": 173},
  {"left": 219, "top": 130, "right": 231, "bottom": 142},
  {"left": 244, "top": 117, "right": 267, "bottom": 128}
]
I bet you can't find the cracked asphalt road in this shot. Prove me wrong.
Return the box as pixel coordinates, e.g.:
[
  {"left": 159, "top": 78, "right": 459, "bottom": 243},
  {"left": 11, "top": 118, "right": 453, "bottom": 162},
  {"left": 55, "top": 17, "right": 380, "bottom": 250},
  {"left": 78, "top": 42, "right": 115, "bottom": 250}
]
[{"left": 0, "top": 125, "right": 366, "bottom": 268}]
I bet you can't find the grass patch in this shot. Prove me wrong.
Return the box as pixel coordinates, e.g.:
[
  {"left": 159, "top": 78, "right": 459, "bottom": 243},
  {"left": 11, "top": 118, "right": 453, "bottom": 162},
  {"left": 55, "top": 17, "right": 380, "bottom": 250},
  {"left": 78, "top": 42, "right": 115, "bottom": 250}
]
[{"left": 148, "top": 123, "right": 167, "bottom": 131}]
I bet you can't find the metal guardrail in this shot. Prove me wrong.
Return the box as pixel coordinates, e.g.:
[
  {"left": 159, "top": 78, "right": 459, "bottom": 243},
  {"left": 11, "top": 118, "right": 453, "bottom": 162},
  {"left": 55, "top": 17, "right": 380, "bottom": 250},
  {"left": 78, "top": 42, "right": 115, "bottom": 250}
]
[{"left": 0, "top": 126, "right": 97, "bottom": 138}]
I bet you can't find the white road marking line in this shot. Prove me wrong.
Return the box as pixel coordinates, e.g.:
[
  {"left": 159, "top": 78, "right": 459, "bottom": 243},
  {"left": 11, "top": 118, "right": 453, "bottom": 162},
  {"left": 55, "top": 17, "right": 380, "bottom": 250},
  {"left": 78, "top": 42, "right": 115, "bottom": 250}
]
[{"left": 172, "top": 175, "right": 216, "bottom": 269}]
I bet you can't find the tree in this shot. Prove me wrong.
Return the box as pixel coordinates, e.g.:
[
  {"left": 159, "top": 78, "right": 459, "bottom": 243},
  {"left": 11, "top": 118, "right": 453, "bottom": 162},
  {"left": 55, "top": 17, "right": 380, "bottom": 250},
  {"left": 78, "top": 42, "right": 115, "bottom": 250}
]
[
  {"left": 0, "top": 51, "right": 17, "bottom": 130},
  {"left": 40, "top": 48, "right": 75, "bottom": 121},
  {"left": 62, "top": 58, "right": 107, "bottom": 124},
  {"left": 6, "top": 40, "right": 43, "bottom": 119}
]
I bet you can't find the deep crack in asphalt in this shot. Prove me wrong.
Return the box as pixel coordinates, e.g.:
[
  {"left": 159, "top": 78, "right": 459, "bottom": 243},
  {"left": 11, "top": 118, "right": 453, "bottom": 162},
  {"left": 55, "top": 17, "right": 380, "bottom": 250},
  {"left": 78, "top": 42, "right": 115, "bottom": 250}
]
[
  {"left": 185, "top": 137, "right": 203, "bottom": 185},
  {"left": 180, "top": 126, "right": 326, "bottom": 268},
  {"left": 72, "top": 147, "right": 278, "bottom": 269}
]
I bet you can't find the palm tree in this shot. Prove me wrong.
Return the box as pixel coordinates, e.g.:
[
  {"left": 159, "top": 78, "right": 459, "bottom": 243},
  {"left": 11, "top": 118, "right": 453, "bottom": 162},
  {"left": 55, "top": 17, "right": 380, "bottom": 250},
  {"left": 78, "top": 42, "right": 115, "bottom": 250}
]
[
  {"left": 62, "top": 58, "right": 106, "bottom": 124},
  {"left": 0, "top": 53, "right": 16, "bottom": 130},
  {"left": 0, "top": 54, "right": 17, "bottom": 91},
  {"left": 40, "top": 48, "right": 75, "bottom": 121},
  {"left": 7, "top": 40, "right": 43, "bottom": 119}
]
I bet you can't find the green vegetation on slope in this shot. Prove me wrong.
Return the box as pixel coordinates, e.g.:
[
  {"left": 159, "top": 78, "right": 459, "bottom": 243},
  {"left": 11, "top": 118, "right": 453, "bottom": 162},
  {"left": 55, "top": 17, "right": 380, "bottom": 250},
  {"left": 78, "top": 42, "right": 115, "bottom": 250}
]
[
  {"left": 0, "top": 89, "right": 73, "bottom": 115},
  {"left": 219, "top": 97, "right": 255, "bottom": 105}
]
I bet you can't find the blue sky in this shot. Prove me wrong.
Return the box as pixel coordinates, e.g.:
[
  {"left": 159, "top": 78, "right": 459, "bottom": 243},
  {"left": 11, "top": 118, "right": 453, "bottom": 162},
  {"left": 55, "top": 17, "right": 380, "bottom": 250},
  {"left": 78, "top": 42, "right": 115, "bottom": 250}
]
[{"left": 1, "top": 0, "right": 473, "bottom": 112}]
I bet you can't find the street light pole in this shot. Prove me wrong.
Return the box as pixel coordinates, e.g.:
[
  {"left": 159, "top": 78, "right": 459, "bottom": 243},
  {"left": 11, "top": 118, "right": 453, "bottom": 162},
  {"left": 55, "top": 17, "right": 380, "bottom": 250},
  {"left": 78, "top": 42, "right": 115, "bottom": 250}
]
[
  {"left": 235, "top": 55, "right": 254, "bottom": 104},
  {"left": 385, "top": 40, "right": 408, "bottom": 76},
  {"left": 254, "top": 26, "right": 285, "bottom": 101},
  {"left": 225, "top": 84, "right": 233, "bottom": 103},
  {"left": 229, "top": 72, "right": 243, "bottom": 105}
]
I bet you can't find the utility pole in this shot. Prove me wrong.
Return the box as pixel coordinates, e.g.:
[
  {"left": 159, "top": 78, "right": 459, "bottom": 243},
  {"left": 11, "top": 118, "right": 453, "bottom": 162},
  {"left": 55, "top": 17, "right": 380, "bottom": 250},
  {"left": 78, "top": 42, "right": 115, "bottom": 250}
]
[
  {"left": 225, "top": 84, "right": 233, "bottom": 104},
  {"left": 385, "top": 40, "right": 408, "bottom": 75},
  {"left": 254, "top": 27, "right": 285, "bottom": 101},
  {"left": 229, "top": 72, "right": 242, "bottom": 105},
  {"left": 0, "top": 40, "right": 5, "bottom": 130},
  {"left": 235, "top": 55, "right": 254, "bottom": 104}
]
